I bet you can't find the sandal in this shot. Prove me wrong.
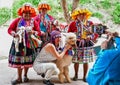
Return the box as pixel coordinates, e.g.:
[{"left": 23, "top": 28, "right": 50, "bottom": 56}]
[
  {"left": 72, "top": 76, "right": 78, "bottom": 81},
  {"left": 23, "top": 76, "right": 29, "bottom": 82},
  {"left": 11, "top": 79, "right": 22, "bottom": 85}
]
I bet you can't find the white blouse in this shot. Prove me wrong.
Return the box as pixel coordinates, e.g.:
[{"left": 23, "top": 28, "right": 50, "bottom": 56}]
[{"left": 34, "top": 45, "right": 56, "bottom": 63}]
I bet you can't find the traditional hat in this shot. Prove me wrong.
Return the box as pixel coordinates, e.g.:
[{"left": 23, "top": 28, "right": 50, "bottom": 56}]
[
  {"left": 37, "top": 2, "right": 51, "bottom": 11},
  {"left": 17, "top": 3, "right": 36, "bottom": 17},
  {"left": 71, "top": 8, "right": 92, "bottom": 20},
  {"left": 50, "top": 30, "right": 61, "bottom": 40}
]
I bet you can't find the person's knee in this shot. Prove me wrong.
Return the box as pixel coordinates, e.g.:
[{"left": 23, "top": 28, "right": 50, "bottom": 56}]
[
  {"left": 51, "top": 64, "right": 60, "bottom": 75},
  {"left": 55, "top": 68, "right": 60, "bottom": 74}
]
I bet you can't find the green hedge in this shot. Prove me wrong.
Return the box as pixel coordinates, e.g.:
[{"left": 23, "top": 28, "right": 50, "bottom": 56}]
[
  {"left": 92, "top": 12, "right": 103, "bottom": 19},
  {"left": 0, "top": 8, "right": 11, "bottom": 26},
  {"left": 100, "top": 0, "right": 111, "bottom": 9},
  {"left": 112, "top": 3, "right": 120, "bottom": 24}
]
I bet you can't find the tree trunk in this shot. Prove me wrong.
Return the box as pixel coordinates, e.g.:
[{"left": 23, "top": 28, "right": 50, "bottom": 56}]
[
  {"left": 72, "top": 0, "right": 79, "bottom": 12},
  {"left": 60, "top": 0, "right": 71, "bottom": 24},
  {"left": 60, "top": 0, "right": 79, "bottom": 23}
]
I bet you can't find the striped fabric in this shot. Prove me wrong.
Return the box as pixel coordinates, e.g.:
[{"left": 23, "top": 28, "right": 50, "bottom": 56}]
[
  {"left": 72, "top": 47, "right": 95, "bottom": 63},
  {"left": 8, "top": 42, "right": 37, "bottom": 68}
]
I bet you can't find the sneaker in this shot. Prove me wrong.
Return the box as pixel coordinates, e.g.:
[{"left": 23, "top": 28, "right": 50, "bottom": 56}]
[
  {"left": 23, "top": 76, "right": 29, "bottom": 82},
  {"left": 11, "top": 79, "right": 22, "bottom": 85},
  {"left": 43, "top": 80, "right": 54, "bottom": 85}
]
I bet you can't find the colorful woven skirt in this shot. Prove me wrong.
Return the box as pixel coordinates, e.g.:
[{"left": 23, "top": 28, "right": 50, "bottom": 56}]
[
  {"left": 8, "top": 42, "right": 37, "bottom": 68},
  {"left": 72, "top": 47, "right": 95, "bottom": 64}
]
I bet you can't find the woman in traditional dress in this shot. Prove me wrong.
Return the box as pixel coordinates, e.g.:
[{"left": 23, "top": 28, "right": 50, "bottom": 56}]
[
  {"left": 68, "top": 8, "right": 98, "bottom": 82},
  {"left": 8, "top": 3, "right": 41, "bottom": 85},
  {"left": 34, "top": 2, "right": 55, "bottom": 48}
]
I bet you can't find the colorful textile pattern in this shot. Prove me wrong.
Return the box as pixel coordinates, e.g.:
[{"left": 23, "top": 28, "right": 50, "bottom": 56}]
[
  {"left": 37, "top": 3, "right": 51, "bottom": 11},
  {"left": 68, "top": 21, "right": 97, "bottom": 64},
  {"left": 18, "top": 18, "right": 40, "bottom": 49},
  {"left": 8, "top": 42, "right": 37, "bottom": 68},
  {"left": 72, "top": 46, "right": 95, "bottom": 63}
]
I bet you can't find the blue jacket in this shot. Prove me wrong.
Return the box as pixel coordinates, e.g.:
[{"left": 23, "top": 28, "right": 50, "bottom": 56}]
[{"left": 87, "top": 37, "right": 120, "bottom": 85}]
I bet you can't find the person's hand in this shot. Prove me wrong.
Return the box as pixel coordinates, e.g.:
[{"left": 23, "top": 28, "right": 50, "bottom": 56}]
[
  {"left": 64, "top": 44, "right": 72, "bottom": 51},
  {"left": 28, "top": 31, "right": 33, "bottom": 35},
  {"left": 13, "top": 33, "right": 19, "bottom": 38},
  {"left": 101, "top": 40, "right": 108, "bottom": 49},
  {"left": 41, "top": 31, "right": 45, "bottom": 36},
  {"left": 14, "top": 34, "right": 19, "bottom": 38},
  {"left": 86, "top": 36, "right": 91, "bottom": 40}
]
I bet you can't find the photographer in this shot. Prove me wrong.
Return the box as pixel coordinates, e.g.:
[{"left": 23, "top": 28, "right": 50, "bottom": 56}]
[{"left": 87, "top": 30, "right": 120, "bottom": 85}]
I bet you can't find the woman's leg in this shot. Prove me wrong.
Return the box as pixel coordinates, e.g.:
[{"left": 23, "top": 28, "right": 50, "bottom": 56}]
[
  {"left": 11, "top": 67, "right": 22, "bottom": 84},
  {"left": 44, "top": 63, "right": 59, "bottom": 80},
  {"left": 42, "top": 63, "right": 59, "bottom": 85},
  {"left": 24, "top": 67, "right": 29, "bottom": 77},
  {"left": 23, "top": 67, "right": 29, "bottom": 82},
  {"left": 17, "top": 67, "right": 22, "bottom": 81},
  {"left": 33, "top": 62, "right": 59, "bottom": 79},
  {"left": 73, "top": 63, "right": 79, "bottom": 80},
  {"left": 83, "top": 63, "right": 88, "bottom": 82}
]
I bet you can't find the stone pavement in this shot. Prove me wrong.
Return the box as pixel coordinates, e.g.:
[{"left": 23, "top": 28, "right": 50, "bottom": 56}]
[{"left": 0, "top": 59, "right": 95, "bottom": 85}]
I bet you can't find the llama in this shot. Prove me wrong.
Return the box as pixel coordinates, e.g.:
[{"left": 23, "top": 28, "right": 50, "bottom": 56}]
[{"left": 55, "top": 32, "right": 77, "bottom": 83}]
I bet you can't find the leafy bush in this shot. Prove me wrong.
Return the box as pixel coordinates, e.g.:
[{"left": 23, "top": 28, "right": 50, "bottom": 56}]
[
  {"left": 100, "top": 0, "right": 111, "bottom": 9},
  {"left": 92, "top": 12, "right": 103, "bottom": 19},
  {"left": 80, "top": 0, "right": 91, "bottom": 4},
  {"left": 112, "top": 3, "right": 120, "bottom": 24},
  {"left": 0, "top": 8, "right": 11, "bottom": 26}
]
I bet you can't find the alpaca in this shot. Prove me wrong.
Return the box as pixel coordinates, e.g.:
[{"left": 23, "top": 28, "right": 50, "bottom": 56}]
[{"left": 55, "top": 32, "right": 77, "bottom": 83}]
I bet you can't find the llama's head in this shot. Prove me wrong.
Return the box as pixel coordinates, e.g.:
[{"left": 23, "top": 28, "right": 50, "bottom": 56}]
[
  {"left": 59, "top": 32, "right": 77, "bottom": 48},
  {"left": 65, "top": 32, "right": 77, "bottom": 47}
]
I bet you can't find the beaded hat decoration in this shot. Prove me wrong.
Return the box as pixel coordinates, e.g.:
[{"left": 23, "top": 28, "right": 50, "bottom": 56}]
[
  {"left": 71, "top": 8, "right": 92, "bottom": 20},
  {"left": 37, "top": 2, "right": 51, "bottom": 11},
  {"left": 17, "top": 3, "right": 36, "bottom": 17},
  {"left": 50, "top": 30, "right": 61, "bottom": 40}
]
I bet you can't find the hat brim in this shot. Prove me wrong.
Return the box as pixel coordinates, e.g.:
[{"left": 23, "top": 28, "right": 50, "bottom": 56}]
[
  {"left": 38, "top": 4, "right": 51, "bottom": 10},
  {"left": 71, "top": 9, "right": 92, "bottom": 20}
]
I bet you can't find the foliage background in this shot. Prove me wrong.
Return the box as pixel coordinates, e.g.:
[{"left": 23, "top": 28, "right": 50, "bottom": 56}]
[{"left": 0, "top": 0, "right": 120, "bottom": 26}]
